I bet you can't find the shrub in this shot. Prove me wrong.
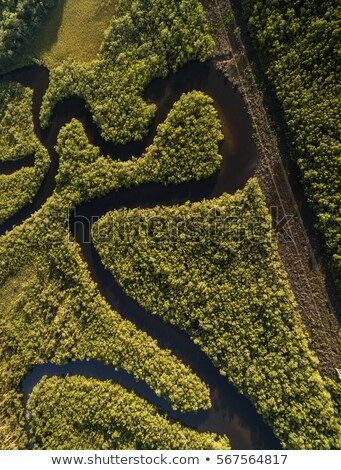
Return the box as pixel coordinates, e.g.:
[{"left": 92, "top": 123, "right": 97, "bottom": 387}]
[
  {"left": 27, "top": 376, "right": 229, "bottom": 450},
  {"left": 93, "top": 179, "right": 341, "bottom": 449},
  {"left": 240, "top": 0, "right": 341, "bottom": 288},
  {"left": 0, "top": 82, "right": 50, "bottom": 223},
  {"left": 40, "top": 0, "right": 214, "bottom": 143}
]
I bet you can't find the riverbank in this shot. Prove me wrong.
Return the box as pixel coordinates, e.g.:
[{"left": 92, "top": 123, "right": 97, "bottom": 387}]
[
  {"left": 0, "top": 59, "right": 279, "bottom": 449},
  {"left": 205, "top": 0, "right": 341, "bottom": 377}
]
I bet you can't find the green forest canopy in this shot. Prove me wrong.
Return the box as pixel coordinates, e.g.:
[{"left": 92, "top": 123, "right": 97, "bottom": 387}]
[
  {"left": 27, "top": 376, "right": 229, "bottom": 450},
  {"left": 241, "top": 0, "right": 341, "bottom": 288},
  {"left": 39, "top": 0, "right": 214, "bottom": 143},
  {"left": 0, "top": 0, "right": 57, "bottom": 71},
  {"left": 93, "top": 179, "right": 341, "bottom": 449},
  {"left": 0, "top": 82, "right": 50, "bottom": 223},
  {"left": 0, "top": 79, "right": 223, "bottom": 450}
]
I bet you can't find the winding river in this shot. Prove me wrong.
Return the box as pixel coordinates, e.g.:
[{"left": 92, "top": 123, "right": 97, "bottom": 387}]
[{"left": 0, "top": 61, "right": 280, "bottom": 449}]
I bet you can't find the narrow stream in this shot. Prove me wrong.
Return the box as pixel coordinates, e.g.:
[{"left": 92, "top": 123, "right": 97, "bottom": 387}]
[
  {"left": 0, "top": 61, "right": 280, "bottom": 449},
  {"left": 0, "top": 154, "right": 35, "bottom": 174}
]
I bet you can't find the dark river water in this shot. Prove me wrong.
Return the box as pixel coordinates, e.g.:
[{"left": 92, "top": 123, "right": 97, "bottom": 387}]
[{"left": 0, "top": 61, "right": 280, "bottom": 449}]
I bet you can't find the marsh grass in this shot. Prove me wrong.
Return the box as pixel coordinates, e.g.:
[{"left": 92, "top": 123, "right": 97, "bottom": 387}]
[{"left": 32, "top": 0, "right": 117, "bottom": 68}]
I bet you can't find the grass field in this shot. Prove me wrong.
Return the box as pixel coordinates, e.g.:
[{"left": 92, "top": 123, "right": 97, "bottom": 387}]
[{"left": 32, "top": 0, "right": 117, "bottom": 68}]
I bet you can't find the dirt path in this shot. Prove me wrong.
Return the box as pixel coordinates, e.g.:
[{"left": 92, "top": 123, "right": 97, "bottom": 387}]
[{"left": 206, "top": 0, "right": 341, "bottom": 377}]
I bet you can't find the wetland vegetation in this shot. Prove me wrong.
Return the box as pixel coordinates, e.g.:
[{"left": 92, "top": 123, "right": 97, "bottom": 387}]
[
  {"left": 0, "top": 0, "right": 339, "bottom": 451},
  {"left": 241, "top": 0, "right": 341, "bottom": 289}
]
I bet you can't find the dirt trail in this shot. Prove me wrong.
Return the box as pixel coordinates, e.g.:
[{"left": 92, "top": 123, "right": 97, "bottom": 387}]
[{"left": 206, "top": 0, "right": 341, "bottom": 377}]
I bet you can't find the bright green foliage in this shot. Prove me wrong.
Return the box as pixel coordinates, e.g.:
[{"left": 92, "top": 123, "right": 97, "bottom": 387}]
[
  {"left": 0, "top": 82, "right": 50, "bottom": 223},
  {"left": 241, "top": 0, "right": 341, "bottom": 288},
  {"left": 40, "top": 0, "right": 214, "bottom": 143},
  {"left": 0, "top": 85, "right": 223, "bottom": 447},
  {"left": 325, "top": 378, "right": 341, "bottom": 420},
  {"left": 55, "top": 91, "right": 222, "bottom": 203},
  {"left": 0, "top": 199, "right": 212, "bottom": 448},
  {"left": 93, "top": 179, "right": 341, "bottom": 449},
  {"left": 0, "top": 0, "right": 56, "bottom": 71},
  {"left": 0, "top": 0, "right": 225, "bottom": 451},
  {"left": 27, "top": 376, "right": 229, "bottom": 450},
  {"left": 0, "top": 83, "right": 35, "bottom": 161}
]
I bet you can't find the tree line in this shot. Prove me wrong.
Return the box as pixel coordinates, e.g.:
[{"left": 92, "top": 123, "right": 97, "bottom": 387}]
[
  {"left": 93, "top": 178, "right": 341, "bottom": 449},
  {"left": 241, "top": 0, "right": 341, "bottom": 289},
  {"left": 0, "top": 82, "right": 50, "bottom": 223}
]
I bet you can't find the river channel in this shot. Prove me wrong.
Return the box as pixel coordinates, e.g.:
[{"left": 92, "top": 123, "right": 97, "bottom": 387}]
[{"left": 0, "top": 61, "right": 280, "bottom": 449}]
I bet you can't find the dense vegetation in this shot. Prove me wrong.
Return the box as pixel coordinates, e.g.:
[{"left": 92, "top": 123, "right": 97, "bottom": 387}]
[
  {"left": 325, "top": 378, "right": 341, "bottom": 419},
  {"left": 93, "top": 179, "right": 341, "bottom": 449},
  {"left": 0, "top": 0, "right": 56, "bottom": 71},
  {"left": 0, "top": 208, "right": 213, "bottom": 447},
  {"left": 0, "top": 82, "right": 50, "bottom": 223},
  {"left": 55, "top": 91, "right": 222, "bottom": 203},
  {"left": 2, "top": 0, "right": 338, "bottom": 452},
  {"left": 0, "top": 222, "right": 212, "bottom": 448},
  {"left": 241, "top": 0, "right": 341, "bottom": 287},
  {"left": 27, "top": 376, "right": 229, "bottom": 450},
  {"left": 40, "top": 0, "right": 214, "bottom": 143},
  {"left": 0, "top": 87, "right": 223, "bottom": 448}
]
